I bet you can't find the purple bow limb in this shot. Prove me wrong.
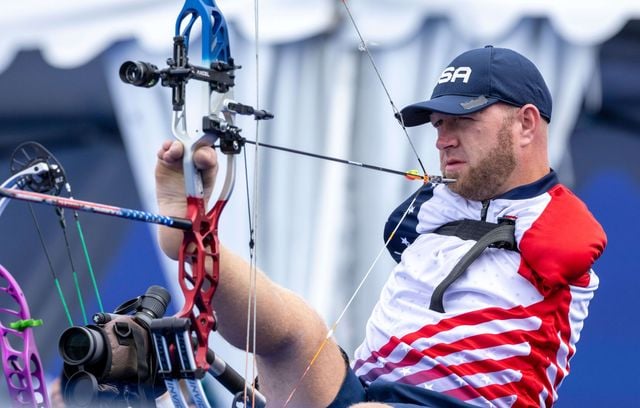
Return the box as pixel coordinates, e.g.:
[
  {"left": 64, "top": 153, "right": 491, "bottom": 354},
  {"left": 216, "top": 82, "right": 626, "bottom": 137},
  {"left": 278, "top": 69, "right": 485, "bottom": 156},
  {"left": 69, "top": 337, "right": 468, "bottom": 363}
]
[{"left": 0, "top": 264, "right": 51, "bottom": 408}]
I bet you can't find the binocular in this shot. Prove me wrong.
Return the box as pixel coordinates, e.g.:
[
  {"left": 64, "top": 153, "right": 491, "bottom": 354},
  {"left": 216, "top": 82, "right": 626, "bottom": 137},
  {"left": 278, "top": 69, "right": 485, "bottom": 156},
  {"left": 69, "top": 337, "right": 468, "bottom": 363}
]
[{"left": 59, "top": 285, "right": 171, "bottom": 407}]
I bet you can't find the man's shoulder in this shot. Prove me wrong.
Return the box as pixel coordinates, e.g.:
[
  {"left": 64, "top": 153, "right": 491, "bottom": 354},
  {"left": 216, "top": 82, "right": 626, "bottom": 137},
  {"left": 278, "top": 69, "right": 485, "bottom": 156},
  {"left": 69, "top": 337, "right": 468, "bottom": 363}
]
[
  {"left": 504, "top": 182, "right": 601, "bottom": 234},
  {"left": 518, "top": 183, "right": 607, "bottom": 285},
  {"left": 541, "top": 183, "right": 603, "bottom": 231}
]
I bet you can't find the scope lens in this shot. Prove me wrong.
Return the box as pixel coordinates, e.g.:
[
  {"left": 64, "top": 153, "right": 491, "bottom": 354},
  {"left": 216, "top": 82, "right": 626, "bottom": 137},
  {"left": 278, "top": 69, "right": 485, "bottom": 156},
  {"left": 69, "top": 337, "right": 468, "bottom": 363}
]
[
  {"left": 64, "top": 371, "right": 98, "bottom": 407},
  {"left": 118, "top": 61, "right": 159, "bottom": 88},
  {"left": 124, "top": 64, "right": 141, "bottom": 82},
  {"left": 59, "top": 326, "right": 104, "bottom": 366}
]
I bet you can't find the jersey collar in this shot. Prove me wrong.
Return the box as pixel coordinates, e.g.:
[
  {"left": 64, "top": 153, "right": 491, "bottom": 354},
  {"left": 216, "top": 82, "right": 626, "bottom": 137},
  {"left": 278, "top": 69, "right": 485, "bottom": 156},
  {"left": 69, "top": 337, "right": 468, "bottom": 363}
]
[{"left": 494, "top": 169, "right": 559, "bottom": 200}]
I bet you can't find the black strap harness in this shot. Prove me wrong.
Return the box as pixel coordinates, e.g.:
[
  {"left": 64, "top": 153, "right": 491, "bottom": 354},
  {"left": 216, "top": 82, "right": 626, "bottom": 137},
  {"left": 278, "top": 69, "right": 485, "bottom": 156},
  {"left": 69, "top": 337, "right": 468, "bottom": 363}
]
[{"left": 429, "top": 217, "right": 518, "bottom": 313}]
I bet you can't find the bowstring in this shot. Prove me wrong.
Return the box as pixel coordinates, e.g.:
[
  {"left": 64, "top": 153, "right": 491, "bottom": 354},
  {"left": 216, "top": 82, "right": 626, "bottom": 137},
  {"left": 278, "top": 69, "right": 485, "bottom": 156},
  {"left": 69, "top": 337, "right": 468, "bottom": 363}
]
[
  {"left": 243, "top": 0, "right": 262, "bottom": 405},
  {"left": 63, "top": 182, "right": 103, "bottom": 313},
  {"left": 53, "top": 166, "right": 104, "bottom": 324},
  {"left": 55, "top": 207, "right": 89, "bottom": 325},
  {"left": 282, "top": 185, "right": 428, "bottom": 406},
  {"left": 26, "top": 203, "right": 74, "bottom": 327},
  {"left": 340, "top": 0, "right": 428, "bottom": 176},
  {"left": 282, "top": 1, "right": 435, "bottom": 405},
  {"left": 10, "top": 147, "right": 102, "bottom": 327}
]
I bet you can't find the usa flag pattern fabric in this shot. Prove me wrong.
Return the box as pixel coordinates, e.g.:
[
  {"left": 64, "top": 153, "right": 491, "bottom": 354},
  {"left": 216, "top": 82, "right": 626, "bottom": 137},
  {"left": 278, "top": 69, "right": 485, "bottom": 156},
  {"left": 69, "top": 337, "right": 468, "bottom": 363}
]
[{"left": 353, "top": 171, "right": 606, "bottom": 408}]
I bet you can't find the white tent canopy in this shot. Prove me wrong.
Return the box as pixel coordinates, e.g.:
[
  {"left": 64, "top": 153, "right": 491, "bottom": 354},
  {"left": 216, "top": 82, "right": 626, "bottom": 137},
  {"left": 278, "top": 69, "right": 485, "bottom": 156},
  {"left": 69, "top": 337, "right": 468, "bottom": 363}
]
[{"left": 3, "top": 0, "right": 640, "bottom": 70}]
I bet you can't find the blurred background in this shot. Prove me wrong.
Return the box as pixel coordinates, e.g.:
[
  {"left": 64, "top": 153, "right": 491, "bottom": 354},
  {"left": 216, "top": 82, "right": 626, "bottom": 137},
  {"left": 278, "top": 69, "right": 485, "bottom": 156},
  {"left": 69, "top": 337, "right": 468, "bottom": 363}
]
[{"left": 0, "top": 0, "right": 638, "bottom": 406}]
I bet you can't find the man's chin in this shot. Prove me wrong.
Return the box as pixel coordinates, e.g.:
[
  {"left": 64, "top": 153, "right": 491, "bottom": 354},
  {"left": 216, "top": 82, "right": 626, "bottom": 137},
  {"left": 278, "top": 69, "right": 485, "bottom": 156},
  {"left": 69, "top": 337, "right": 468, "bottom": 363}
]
[
  {"left": 443, "top": 172, "right": 469, "bottom": 196},
  {"left": 443, "top": 170, "right": 463, "bottom": 181}
]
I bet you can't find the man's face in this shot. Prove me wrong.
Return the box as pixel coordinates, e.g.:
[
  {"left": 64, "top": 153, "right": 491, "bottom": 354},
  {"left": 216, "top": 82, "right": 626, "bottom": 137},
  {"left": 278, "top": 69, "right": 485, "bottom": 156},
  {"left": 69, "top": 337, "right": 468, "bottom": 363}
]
[{"left": 431, "top": 104, "right": 517, "bottom": 201}]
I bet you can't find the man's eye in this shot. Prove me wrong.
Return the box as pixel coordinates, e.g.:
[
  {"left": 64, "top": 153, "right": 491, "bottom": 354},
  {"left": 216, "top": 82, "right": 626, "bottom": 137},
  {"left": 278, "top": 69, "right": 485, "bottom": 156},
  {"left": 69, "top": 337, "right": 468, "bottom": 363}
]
[{"left": 432, "top": 119, "right": 443, "bottom": 128}]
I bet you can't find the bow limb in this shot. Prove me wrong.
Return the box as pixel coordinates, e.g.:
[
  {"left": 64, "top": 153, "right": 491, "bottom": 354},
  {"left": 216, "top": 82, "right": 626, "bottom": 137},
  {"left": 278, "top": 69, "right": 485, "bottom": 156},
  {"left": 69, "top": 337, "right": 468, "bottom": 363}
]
[
  {"left": 0, "top": 159, "right": 68, "bottom": 408},
  {"left": 0, "top": 265, "right": 50, "bottom": 408},
  {"left": 0, "top": 175, "right": 50, "bottom": 407}
]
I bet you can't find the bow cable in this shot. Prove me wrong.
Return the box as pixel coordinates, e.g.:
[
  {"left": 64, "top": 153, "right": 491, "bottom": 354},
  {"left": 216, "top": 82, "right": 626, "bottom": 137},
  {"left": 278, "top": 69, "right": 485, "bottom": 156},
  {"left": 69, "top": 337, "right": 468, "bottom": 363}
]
[
  {"left": 243, "top": 0, "right": 263, "bottom": 405},
  {"left": 282, "top": 1, "right": 456, "bottom": 404},
  {"left": 6, "top": 142, "right": 105, "bottom": 326},
  {"left": 25, "top": 203, "right": 74, "bottom": 327},
  {"left": 55, "top": 206, "right": 89, "bottom": 325}
]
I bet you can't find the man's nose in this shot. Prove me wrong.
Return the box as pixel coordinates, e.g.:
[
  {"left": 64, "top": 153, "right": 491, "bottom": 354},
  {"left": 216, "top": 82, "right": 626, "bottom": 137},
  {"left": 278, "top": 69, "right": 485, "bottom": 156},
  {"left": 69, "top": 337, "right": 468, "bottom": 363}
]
[{"left": 435, "top": 128, "right": 459, "bottom": 150}]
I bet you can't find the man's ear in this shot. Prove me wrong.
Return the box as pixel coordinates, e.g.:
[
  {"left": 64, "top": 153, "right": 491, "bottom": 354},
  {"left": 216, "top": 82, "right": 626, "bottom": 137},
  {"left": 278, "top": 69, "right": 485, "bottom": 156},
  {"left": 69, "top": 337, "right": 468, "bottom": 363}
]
[{"left": 517, "top": 104, "right": 541, "bottom": 147}]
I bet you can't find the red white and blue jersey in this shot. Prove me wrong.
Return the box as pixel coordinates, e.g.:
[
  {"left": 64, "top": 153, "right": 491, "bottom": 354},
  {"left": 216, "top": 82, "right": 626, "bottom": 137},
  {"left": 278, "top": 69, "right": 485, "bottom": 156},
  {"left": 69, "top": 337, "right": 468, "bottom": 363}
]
[{"left": 352, "top": 171, "right": 607, "bottom": 408}]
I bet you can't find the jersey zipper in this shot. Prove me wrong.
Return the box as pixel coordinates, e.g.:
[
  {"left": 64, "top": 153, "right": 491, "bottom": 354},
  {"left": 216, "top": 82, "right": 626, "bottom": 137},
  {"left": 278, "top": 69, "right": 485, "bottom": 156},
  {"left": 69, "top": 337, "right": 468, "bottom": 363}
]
[{"left": 480, "top": 200, "right": 490, "bottom": 221}]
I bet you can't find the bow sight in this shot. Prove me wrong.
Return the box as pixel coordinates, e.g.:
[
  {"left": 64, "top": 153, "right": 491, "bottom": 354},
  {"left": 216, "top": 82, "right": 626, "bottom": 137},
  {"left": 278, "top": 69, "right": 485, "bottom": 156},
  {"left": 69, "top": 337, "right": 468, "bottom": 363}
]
[
  {"left": 119, "top": 37, "right": 236, "bottom": 100},
  {"left": 119, "top": 36, "right": 272, "bottom": 155}
]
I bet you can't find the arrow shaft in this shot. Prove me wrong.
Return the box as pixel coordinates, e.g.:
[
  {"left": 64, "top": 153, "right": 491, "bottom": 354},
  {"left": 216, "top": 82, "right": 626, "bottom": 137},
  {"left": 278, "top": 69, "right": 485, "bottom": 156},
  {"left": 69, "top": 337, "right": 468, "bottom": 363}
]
[{"left": 0, "top": 187, "right": 192, "bottom": 231}]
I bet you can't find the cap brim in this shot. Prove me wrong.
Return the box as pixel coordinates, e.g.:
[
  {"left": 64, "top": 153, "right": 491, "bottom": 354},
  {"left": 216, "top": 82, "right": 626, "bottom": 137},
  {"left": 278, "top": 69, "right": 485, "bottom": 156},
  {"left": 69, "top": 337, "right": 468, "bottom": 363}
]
[{"left": 397, "top": 95, "right": 500, "bottom": 127}]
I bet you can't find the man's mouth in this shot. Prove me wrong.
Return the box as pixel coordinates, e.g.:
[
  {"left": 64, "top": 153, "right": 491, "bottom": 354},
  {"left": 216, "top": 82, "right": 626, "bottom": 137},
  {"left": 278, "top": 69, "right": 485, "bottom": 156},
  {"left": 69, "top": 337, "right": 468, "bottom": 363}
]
[{"left": 443, "top": 159, "right": 466, "bottom": 173}]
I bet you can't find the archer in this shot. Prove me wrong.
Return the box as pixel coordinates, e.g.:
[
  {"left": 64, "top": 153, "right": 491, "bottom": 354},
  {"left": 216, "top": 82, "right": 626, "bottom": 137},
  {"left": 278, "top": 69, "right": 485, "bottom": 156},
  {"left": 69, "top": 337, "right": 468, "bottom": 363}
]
[{"left": 155, "top": 46, "right": 606, "bottom": 408}]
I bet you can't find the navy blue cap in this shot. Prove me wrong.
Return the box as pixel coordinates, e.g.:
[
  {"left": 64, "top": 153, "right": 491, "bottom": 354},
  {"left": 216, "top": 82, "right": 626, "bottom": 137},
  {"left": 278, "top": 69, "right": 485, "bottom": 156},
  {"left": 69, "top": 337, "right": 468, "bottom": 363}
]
[{"left": 399, "top": 46, "right": 552, "bottom": 127}]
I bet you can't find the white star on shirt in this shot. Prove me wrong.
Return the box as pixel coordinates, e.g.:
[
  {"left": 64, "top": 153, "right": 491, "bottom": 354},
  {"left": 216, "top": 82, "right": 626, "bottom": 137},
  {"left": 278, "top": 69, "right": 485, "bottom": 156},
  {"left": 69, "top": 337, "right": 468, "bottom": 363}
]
[
  {"left": 423, "top": 383, "right": 434, "bottom": 390},
  {"left": 400, "top": 367, "right": 412, "bottom": 376},
  {"left": 408, "top": 204, "right": 415, "bottom": 214},
  {"left": 401, "top": 237, "right": 410, "bottom": 246}
]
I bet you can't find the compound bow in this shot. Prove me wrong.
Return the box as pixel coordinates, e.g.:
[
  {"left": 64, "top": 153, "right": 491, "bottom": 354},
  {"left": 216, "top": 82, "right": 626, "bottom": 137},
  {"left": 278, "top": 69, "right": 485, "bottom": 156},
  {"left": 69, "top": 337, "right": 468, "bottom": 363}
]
[{"left": 119, "top": 0, "right": 271, "bottom": 406}]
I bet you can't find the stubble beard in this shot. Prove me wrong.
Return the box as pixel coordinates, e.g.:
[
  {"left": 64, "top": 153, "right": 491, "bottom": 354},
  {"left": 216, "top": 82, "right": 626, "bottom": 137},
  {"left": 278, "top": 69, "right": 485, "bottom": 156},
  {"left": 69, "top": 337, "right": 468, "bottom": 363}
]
[{"left": 445, "top": 120, "right": 517, "bottom": 201}]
